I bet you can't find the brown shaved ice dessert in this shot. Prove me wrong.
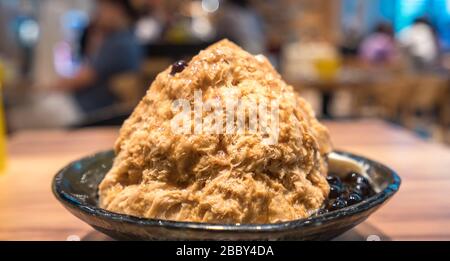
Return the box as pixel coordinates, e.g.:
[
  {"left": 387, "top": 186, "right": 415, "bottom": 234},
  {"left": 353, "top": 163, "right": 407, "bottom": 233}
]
[{"left": 98, "top": 39, "right": 332, "bottom": 224}]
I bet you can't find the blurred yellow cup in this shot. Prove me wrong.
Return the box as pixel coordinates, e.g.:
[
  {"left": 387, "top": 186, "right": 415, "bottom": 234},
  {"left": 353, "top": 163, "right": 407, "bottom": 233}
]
[{"left": 314, "top": 57, "right": 341, "bottom": 82}]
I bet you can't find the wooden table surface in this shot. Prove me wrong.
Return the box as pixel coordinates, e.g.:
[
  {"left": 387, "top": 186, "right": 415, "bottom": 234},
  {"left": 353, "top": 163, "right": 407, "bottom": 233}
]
[{"left": 1, "top": 119, "right": 450, "bottom": 241}]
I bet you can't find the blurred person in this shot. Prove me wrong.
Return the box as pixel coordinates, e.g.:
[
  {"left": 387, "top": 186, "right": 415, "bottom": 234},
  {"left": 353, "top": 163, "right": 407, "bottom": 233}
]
[
  {"left": 359, "top": 23, "right": 398, "bottom": 64},
  {"left": 340, "top": 27, "right": 363, "bottom": 56},
  {"left": 10, "top": 0, "right": 142, "bottom": 130},
  {"left": 398, "top": 17, "right": 440, "bottom": 70},
  {"left": 78, "top": 19, "right": 104, "bottom": 61},
  {"left": 216, "top": 0, "right": 265, "bottom": 54},
  {"left": 55, "top": 0, "right": 142, "bottom": 114}
]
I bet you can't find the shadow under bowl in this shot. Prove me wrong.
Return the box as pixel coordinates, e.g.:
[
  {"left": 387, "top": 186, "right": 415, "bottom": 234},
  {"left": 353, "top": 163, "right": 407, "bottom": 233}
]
[{"left": 52, "top": 150, "right": 400, "bottom": 240}]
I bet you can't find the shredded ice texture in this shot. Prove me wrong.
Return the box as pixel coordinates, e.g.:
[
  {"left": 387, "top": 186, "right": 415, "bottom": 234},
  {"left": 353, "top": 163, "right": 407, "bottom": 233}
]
[{"left": 99, "top": 40, "right": 332, "bottom": 224}]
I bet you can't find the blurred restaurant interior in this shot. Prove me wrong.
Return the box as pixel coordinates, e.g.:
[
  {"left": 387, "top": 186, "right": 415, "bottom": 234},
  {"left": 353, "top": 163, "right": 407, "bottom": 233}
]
[{"left": 0, "top": 0, "right": 449, "bottom": 145}]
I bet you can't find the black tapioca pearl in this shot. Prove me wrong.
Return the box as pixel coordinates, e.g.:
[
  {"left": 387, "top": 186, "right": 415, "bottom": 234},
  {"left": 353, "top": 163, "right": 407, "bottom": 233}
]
[
  {"left": 170, "top": 60, "right": 187, "bottom": 75},
  {"left": 326, "top": 175, "right": 342, "bottom": 186},
  {"left": 347, "top": 193, "right": 363, "bottom": 205},
  {"left": 329, "top": 184, "right": 342, "bottom": 199},
  {"left": 327, "top": 197, "right": 347, "bottom": 211},
  {"left": 346, "top": 172, "right": 370, "bottom": 186},
  {"left": 316, "top": 208, "right": 328, "bottom": 216},
  {"left": 345, "top": 172, "right": 361, "bottom": 183},
  {"left": 354, "top": 183, "right": 371, "bottom": 197}
]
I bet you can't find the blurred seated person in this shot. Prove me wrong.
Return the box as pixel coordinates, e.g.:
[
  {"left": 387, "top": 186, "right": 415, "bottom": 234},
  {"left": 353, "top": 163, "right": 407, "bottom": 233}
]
[
  {"left": 55, "top": 0, "right": 142, "bottom": 115},
  {"left": 78, "top": 19, "right": 104, "bottom": 62},
  {"left": 398, "top": 17, "right": 440, "bottom": 70},
  {"left": 216, "top": 0, "right": 265, "bottom": 54},
  {"left": 359, "top": 23, "right": 398, "bottom": 64},
  {"left": 340, "top": 26, "right": 363, "bottom": 57}
]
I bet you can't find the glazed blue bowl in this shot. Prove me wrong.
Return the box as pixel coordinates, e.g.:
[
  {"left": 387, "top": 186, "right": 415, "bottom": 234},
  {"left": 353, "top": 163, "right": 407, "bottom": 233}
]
[{"left": 52, "top": 150, "right": 400, "bottom": 240}]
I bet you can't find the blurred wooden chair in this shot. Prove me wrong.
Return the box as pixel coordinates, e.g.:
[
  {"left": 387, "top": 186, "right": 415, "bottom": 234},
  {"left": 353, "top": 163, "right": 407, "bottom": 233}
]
[
  {"left": 74, "top": 60, "right": 177, "bottom": 128},
  {"left": 110, "top": 57, "right": 174, "bottom": 106},
  {"left": 70, "top": 73, "right": 145, "bottom": 128},
  {"left": 141, "top": 58, "right": 172, "bottom": 84},
  {"left": 348, "top": 82, "right": 373, "bottom": 117},
  {"left": 110, "top": 72, "right": 146, "bottom": 106},
  {"left": 371, "top": 75, "right": 416, "bottom": 120},
  {"left": 402, "top": 74, "right": 448, "bottom": 128}
]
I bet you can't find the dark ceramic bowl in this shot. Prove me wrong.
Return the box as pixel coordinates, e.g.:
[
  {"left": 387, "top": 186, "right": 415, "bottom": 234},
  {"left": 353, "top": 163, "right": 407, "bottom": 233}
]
[{"left": 52, "top": 150, "right": 400, "bottom": 240}]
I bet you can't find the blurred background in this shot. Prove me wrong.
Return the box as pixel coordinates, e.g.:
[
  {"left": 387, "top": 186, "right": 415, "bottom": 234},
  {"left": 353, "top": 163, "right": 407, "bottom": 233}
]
[{"left": 0, "top": 0, "right": 449, "bottom": 145}]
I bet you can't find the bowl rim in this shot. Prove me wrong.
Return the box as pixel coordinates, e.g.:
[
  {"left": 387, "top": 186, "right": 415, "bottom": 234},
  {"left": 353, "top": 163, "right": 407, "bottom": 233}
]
[{"left": 52, "top": 150, "right": 401, "bottom": 232}]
